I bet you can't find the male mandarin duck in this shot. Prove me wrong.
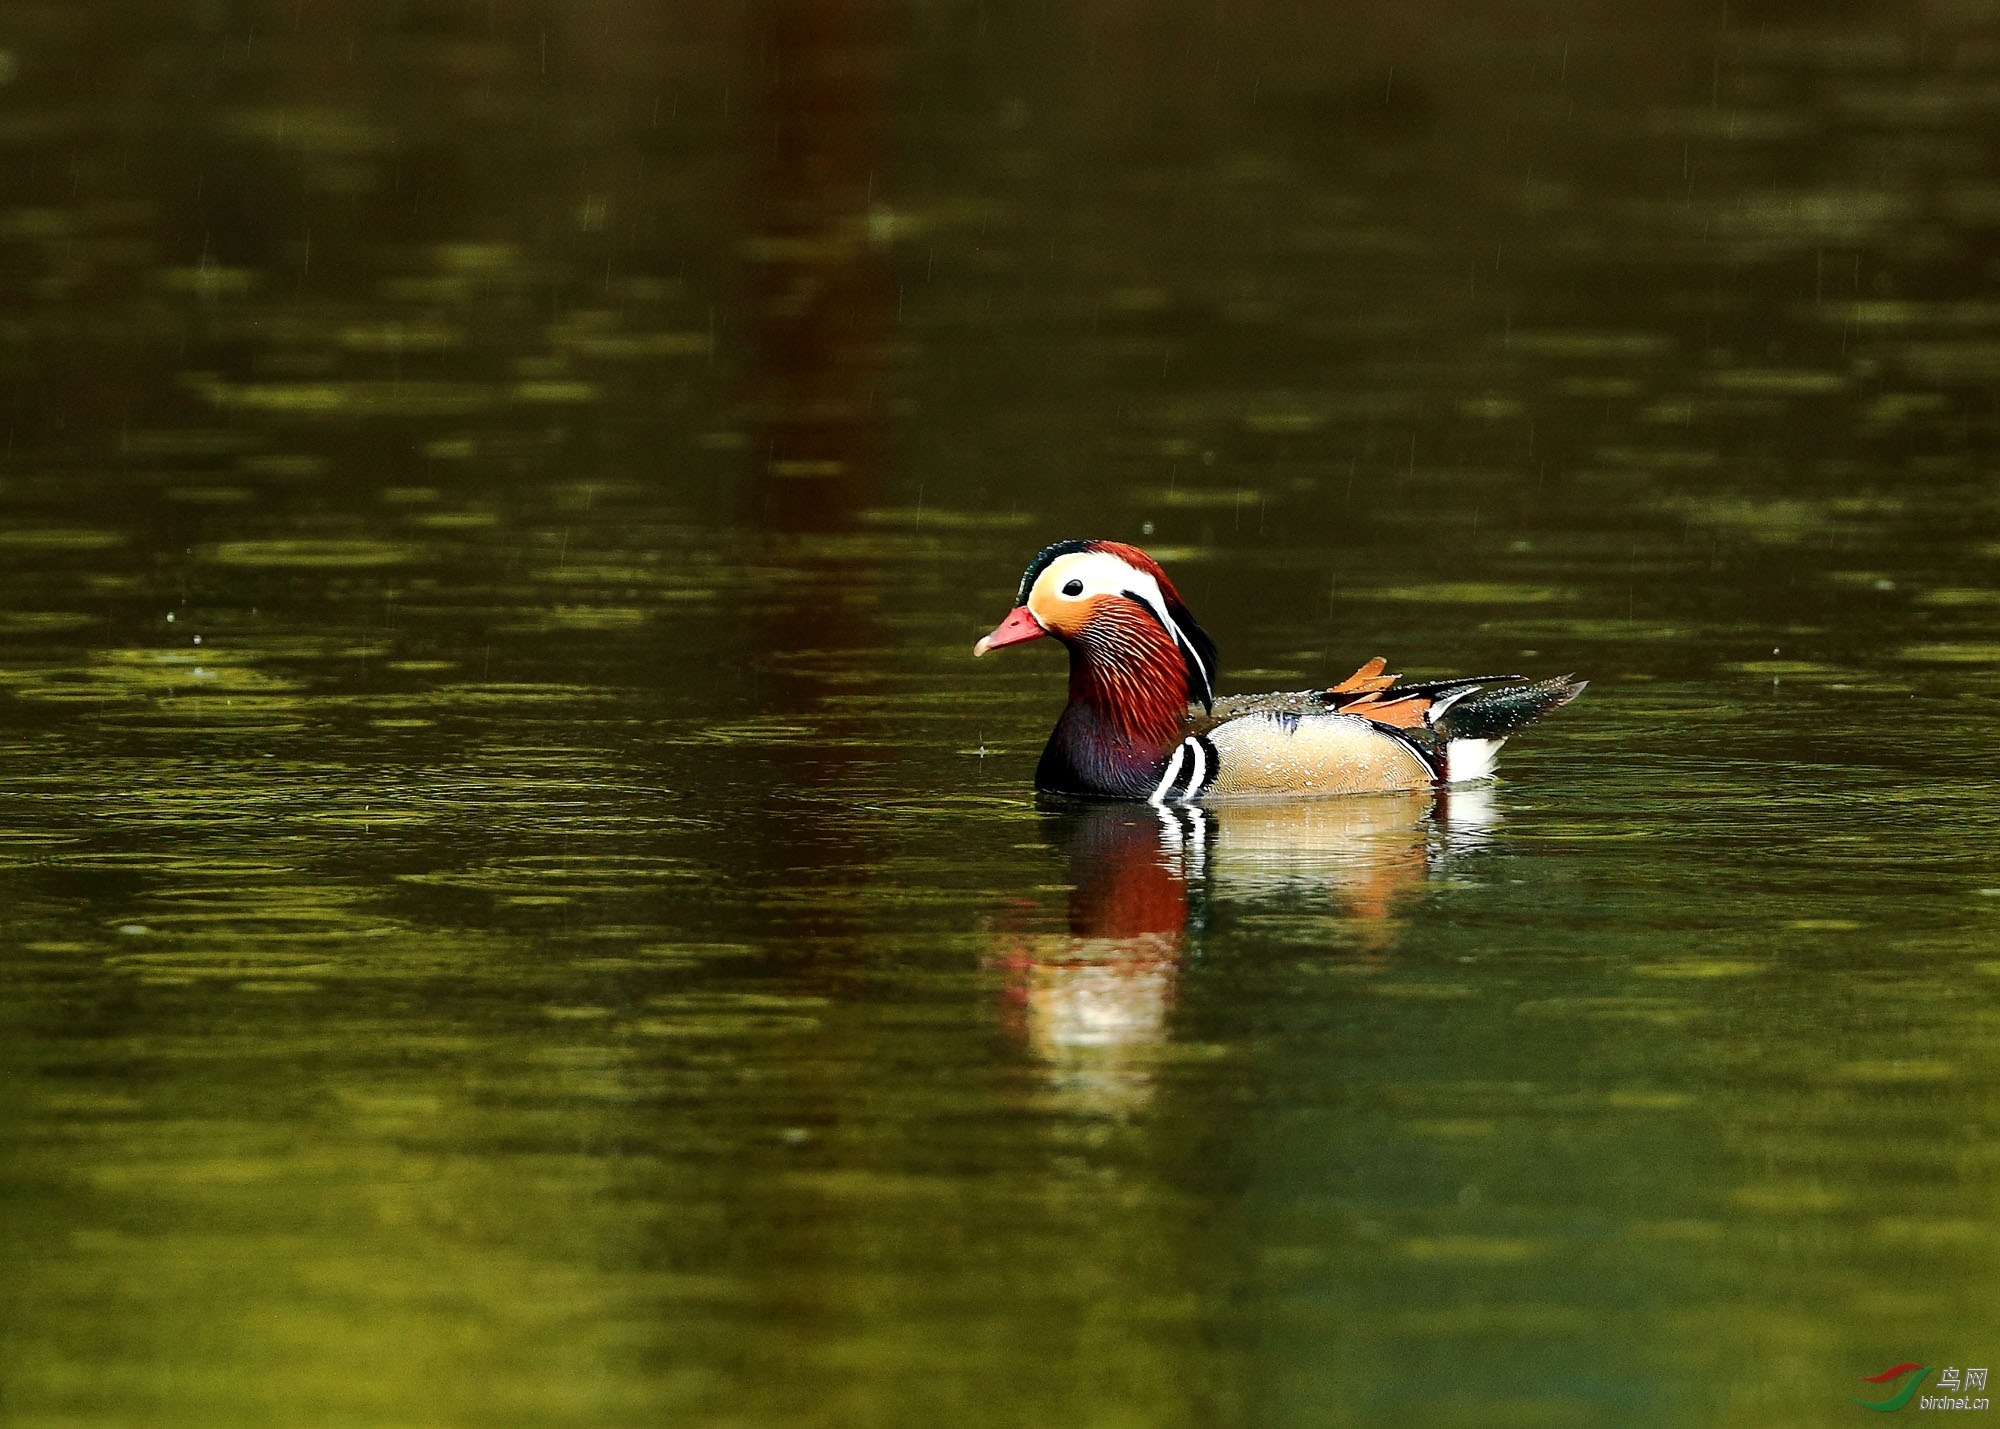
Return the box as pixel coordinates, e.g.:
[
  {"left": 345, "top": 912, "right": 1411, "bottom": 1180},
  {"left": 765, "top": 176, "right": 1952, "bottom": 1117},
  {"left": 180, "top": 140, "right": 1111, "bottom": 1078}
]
[{"left": 974, "top": 539, "right": 1585, "bottom": 803}]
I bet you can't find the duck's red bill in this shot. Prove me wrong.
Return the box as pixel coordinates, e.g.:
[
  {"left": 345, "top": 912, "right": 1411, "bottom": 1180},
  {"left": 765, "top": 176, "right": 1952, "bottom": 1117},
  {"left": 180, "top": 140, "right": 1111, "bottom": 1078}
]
[{"left": 973, "top": 605, "right": 1046, "bottom": 656}]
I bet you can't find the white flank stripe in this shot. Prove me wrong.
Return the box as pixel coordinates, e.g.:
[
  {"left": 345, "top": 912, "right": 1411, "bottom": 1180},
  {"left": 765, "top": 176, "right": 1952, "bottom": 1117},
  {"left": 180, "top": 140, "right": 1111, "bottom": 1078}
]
[
  {"left": 1184, "top": 739, "right": 1207, "bottom": 802},
  {"left": 1150, "top": 744, "right": 1188, "bottom": 805}
]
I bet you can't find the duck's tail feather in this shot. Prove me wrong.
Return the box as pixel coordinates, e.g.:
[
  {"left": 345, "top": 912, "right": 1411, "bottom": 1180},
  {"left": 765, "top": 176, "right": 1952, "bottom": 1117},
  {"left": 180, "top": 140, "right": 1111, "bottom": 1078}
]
[{"left": 1434, "top": 675, "right": 1587, "bottom": 742}]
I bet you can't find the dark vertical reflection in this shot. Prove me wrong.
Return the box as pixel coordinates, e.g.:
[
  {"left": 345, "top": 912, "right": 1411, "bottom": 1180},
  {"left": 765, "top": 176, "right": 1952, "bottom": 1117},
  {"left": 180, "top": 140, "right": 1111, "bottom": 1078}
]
[
  {"left": 715, "top": 0, "right": 895, "bottom": 932},
  {"left": 741, "top": 0, "right": 887, "bottom": 533}
]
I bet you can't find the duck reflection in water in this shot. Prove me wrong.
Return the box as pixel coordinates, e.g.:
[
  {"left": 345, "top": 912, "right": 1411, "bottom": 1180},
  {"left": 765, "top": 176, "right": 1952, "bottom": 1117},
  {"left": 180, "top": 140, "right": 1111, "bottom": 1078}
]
[{"left": 991, "top": 787, "right": 1500, "bottom": 1111}]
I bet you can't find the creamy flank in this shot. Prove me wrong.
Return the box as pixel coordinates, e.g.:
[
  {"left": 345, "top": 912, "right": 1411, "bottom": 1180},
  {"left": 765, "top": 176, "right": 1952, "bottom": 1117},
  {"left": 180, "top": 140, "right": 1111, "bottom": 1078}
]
[{"left": 1204, "top": 712, "right": 1435, "bottom": 799}]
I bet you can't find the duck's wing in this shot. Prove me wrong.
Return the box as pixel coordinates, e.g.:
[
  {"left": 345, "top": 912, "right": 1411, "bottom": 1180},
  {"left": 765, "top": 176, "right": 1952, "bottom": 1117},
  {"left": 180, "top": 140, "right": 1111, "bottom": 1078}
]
[
  {"left": 1182, "top": 665, "right": 1585, "bottom": 799},
  {"left": 1207, "top": 670, "right": 1520, "bottom": 729},
  {"left": 1320, "top": 658, "right": 1547, "bottom": 731},
  {"left": 1208, "top": 663, "right": 1584, "bottom": 737},
  {"left": 1424, "top": 673, "right": 1588, "bottom": 741}
]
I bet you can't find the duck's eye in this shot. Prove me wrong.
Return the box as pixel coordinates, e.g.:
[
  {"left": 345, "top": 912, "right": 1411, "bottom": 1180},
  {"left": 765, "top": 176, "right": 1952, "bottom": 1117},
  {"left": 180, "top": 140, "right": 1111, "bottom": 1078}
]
[{"left": 1061, "top": 579, "right": 1084, "bottom": 597}]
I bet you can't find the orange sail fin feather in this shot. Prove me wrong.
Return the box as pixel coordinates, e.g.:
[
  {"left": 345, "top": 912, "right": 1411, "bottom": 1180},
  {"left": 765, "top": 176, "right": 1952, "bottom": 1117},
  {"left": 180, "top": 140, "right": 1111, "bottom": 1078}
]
[
  {"left": 975, "top": 541, "right": 1585, "bottom": 803},
  {"left": 1327, "top": 657, "right": 1396, "bottom": 696},
  {"left": 1331, "top": 692, "right": 1431, "bottom": 729}
]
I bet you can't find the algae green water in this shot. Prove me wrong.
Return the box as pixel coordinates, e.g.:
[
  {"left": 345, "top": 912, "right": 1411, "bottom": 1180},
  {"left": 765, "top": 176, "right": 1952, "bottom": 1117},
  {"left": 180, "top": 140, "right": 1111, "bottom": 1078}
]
[{"left": 2, "top": 3, "right": 1998, "bottom": 1426}]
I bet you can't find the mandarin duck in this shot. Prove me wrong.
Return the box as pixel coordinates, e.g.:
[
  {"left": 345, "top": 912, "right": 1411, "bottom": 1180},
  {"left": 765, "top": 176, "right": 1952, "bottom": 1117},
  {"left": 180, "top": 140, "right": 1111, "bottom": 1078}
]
[{"left": 974, "top": 539, "right": 1584, "bottom": 803}]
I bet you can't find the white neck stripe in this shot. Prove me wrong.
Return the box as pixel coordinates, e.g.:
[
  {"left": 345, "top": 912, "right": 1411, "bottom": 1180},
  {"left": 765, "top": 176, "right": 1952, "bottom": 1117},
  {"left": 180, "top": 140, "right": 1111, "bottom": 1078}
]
[{"left": 1127, "top": 586, "right": 1212, "bottom": 706}]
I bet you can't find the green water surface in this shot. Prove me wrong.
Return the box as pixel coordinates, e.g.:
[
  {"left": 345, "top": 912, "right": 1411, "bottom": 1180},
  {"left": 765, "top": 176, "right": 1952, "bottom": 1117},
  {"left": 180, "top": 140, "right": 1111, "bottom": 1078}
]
[{"left": 1, "top": 3, "right": 1997, "bottom": 1426}]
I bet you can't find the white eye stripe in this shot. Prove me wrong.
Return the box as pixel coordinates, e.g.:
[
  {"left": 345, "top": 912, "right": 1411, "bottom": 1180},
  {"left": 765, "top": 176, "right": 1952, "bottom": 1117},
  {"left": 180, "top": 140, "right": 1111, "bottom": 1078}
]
[{"left": 1036, "top": 551, "right": 1141, "bottom": 603}]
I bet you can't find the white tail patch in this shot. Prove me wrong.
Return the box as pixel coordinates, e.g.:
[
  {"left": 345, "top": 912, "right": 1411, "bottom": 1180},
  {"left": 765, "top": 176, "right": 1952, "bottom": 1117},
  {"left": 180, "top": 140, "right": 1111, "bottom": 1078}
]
[{"left": 1446, "top": 737, "right": 1505, "bottom": 784}]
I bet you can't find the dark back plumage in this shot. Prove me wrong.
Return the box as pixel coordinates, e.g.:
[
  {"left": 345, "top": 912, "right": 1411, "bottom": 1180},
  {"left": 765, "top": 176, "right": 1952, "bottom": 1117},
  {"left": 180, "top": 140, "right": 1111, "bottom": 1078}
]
[{"left": 1432, "top": 675, "right": 1588, "bottom": 742}]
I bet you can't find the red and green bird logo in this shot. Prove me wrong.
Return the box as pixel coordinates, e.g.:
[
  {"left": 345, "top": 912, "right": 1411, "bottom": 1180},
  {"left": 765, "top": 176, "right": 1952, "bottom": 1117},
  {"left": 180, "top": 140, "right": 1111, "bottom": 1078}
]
[{"left": 1847, "top": 1364, "right": 1931, "bottom": 1412}]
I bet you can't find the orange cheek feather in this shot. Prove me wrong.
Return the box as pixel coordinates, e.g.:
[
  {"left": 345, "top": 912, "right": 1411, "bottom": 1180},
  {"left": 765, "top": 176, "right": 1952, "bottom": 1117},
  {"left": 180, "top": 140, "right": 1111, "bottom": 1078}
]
[{"left": 1029, "top": 591, "right": 1109, "bottom": 640}]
